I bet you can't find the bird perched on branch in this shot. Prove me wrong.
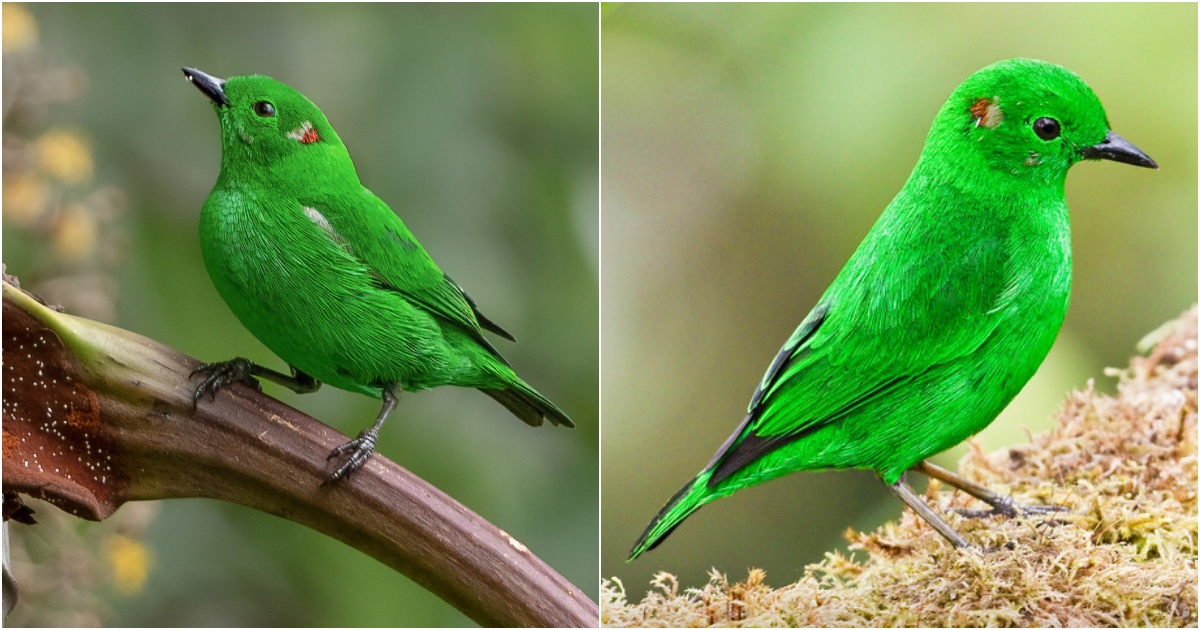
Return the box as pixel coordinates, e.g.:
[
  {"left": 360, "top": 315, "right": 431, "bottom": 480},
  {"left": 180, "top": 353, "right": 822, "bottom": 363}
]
[{"left": 183, "top": 68, "right": 573, "bottom": 483}]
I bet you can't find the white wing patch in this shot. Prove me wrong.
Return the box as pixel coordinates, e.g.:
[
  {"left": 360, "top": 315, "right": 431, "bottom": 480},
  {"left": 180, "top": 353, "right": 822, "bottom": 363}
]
[{"left": 303, "top": 206, "right": 348, "bottom": 246}]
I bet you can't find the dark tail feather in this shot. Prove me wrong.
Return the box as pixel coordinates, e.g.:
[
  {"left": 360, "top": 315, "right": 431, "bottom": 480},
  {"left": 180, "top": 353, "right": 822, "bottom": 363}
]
[
  {"left": 628, "top": 473, "right": 711, "bottom": 561},
  {"left": 484, "top": 384, "right": 574, "bottom": 428}
]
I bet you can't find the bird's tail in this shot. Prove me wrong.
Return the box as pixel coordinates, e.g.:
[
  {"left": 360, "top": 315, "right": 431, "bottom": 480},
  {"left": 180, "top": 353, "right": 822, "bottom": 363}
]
[
  {"left": 628, "top": 471, "right": 717, "bottom": 561},
  {"left": 482, "top": 378, "right": 574, "bottom": 428},
  {"left": 456, "top": 326, "right": 574, "bottom": 428}
]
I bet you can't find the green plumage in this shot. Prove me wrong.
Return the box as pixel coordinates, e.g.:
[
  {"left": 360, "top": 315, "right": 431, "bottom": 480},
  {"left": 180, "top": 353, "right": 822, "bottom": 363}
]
[
  {"left": 183, "top": 68, "right": 572, "bottom": 481},
  {"left": 630, "top": 59, "right": 1156, "bottom": 559}
]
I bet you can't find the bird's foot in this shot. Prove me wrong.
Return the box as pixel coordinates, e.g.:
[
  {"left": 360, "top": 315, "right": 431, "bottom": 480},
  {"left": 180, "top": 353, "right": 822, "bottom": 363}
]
[
  {"left": 324, "top": 428, "right": 379, "bottom": 484},
  {"left": 190, "top": 357, "right": 263, "bottom": 408},
  {"left": 951, "top": 495, "right": 1069, "bottom": 519}
]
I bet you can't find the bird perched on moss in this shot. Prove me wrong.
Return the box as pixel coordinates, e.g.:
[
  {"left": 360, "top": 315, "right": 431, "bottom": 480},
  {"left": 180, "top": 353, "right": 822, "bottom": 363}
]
[
  {"left": 630, "top": 58, "right": 1156, "bottom": 559},
  {"left": 182, "top": 68, "right": 573, "bottom": 483}
]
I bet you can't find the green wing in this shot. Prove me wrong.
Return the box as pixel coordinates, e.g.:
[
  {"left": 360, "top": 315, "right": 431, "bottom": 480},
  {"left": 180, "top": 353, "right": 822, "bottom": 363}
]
[
  {"left": 299, "top": 187, "right": 514, "bottom": 363},
  {"left": 705, "top": 214, "right": 1019, "bottom": 484}
]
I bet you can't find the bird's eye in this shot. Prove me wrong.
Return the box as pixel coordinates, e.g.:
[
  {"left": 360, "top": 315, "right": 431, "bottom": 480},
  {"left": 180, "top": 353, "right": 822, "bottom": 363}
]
[
  {"left": 253, "top": 101, "right": 276, "bottom": 117},
  {"left": 1032, "top": 117, "right": 1060, "bottom": 141}
]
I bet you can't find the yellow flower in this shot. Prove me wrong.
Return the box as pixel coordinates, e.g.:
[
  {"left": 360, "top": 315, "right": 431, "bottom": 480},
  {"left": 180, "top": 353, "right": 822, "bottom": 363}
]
[
  {"left": 53, "top": 204, "right": 98, "bottom": 263},
  {"left": 2, "top": 4, "right": 38, "bottom": 53},
  {"left": 37, "top": 129, "right": 93, "bottom": 185},
  {"left": 105, "top": 534, "right": 152, "bottom": 595},
  {"left": 2, "top": 173, "right": 49, "bottom": 225}
]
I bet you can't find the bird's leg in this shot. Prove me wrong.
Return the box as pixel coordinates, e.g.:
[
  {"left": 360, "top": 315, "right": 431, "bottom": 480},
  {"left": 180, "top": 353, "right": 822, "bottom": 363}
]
[
  {"left": 912, "top": 460, "right": 1067, "bottom": 519},
  {"left": 325, "top": 383, "right": 400, "bottom": 483},
  {"left": 191, "top": 358, "right": 321, "bottom": 408},
  {"left": 886, "top": 473, "right": 969, "bottom": 548}
]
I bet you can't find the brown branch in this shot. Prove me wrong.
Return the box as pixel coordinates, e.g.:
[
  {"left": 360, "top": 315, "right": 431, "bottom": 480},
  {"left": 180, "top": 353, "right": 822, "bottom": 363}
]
[{"left": 1, "top": 278, "right": 597, "bottom": 627}]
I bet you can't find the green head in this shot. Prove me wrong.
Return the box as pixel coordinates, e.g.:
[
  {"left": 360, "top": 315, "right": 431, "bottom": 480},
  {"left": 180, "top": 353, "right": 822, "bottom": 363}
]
[
  {"left": 921, "top": 58, "right": 1155, "bottom": 186},
  {"left": 183, "top": 68, "right": 356, "bottom": 183}
]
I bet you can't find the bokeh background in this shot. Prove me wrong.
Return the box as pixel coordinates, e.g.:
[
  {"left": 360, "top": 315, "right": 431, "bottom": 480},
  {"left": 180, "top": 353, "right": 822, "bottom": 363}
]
[
  {"left": 603, "top": 4, "right": 1196, "bottom": 593},
  {"left": 4, "top": 3, "right": 597, "bottom": 626}
]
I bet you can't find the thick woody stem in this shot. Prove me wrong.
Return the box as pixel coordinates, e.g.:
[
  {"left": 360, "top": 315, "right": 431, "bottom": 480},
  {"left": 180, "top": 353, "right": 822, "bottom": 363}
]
[{"left": 1, "top": 279, "right": 596, "bottom": 627}]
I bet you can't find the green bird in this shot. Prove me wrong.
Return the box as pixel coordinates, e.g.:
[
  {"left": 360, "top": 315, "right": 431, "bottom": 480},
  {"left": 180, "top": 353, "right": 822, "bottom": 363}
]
[
  {"left": 629, "top": 58, "right": 1156, "bottom": 559},
  {"left": 182, "top": 68, "right": 573, "bottom": 482}
]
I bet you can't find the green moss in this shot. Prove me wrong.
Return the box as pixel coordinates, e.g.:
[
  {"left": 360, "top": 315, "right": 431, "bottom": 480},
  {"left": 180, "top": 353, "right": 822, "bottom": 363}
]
[{"left": 603, "top": 307, "right": 1198, "bottom": 627}]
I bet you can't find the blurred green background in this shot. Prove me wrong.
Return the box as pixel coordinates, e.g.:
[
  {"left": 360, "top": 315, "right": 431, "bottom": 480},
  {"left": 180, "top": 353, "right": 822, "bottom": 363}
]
[
  {"left": 602, "top": 4, "right": 1196, "bottom": 593},
  {"left": 4, "top": 3, "right": 597, "bottom": 626}
]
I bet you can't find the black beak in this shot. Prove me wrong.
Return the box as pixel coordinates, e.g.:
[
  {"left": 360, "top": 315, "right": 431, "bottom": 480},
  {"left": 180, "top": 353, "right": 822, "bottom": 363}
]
[
  {"left": 183, "top": 67, "right": 229, "bottom": 107},
  {"left": 1082, "top": 130, "right": 1157, "bottom": 169}
]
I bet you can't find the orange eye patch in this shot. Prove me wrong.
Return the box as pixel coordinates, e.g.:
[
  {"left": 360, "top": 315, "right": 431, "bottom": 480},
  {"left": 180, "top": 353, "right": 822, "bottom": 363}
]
[
  {"left": 287, "top": 121, "right": 320, "bottom": 144},
  {"left": 969, "top": 97, "right": 1003, "bottom": 129}
]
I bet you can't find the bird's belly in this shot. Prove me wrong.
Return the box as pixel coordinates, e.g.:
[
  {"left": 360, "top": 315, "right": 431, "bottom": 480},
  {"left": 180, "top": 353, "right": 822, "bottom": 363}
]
[{"left": 838, "top": 292, "right": 1069, "bottom": 480}]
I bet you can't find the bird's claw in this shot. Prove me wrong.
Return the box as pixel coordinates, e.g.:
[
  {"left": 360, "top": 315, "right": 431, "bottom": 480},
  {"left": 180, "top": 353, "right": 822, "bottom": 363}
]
[
  {"left": 324, "top": 429, "right": 379, "bottom": 484},
  {"left": 190, "top": 357, "right": 262, "bottom": 409}
]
